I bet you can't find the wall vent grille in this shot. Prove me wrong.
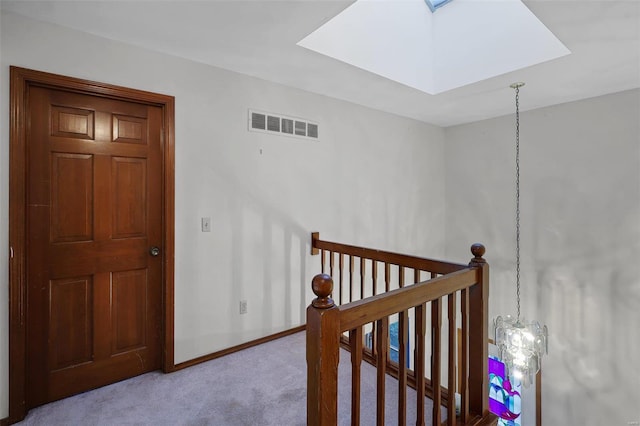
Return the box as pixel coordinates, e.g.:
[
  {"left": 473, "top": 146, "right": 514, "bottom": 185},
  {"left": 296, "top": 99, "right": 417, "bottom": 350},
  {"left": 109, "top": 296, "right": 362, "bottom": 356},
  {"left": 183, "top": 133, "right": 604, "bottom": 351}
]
[{"left": 249, "top": 109, "right": 319, "bottom": 140}]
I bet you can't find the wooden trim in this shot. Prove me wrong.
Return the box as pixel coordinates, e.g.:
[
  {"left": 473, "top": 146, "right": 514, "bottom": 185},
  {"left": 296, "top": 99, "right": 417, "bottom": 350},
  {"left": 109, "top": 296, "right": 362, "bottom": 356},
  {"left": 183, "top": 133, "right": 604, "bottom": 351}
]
[
  {"left": 8, "top": 66, "right": 28, "bottom": 425},
  {"left": 162, "top": 87, "right": 176, "bottom": 373},
  {"left": 8, "top": 66, "right": 176, "bottom": 422},
  {"left": 173, "top": 325, "right": 306, "bottom": 371}
]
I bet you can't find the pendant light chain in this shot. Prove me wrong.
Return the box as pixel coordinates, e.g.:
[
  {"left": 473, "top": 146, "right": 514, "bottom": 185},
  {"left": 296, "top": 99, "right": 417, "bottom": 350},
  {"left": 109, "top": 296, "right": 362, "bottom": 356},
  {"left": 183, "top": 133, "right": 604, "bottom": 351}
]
[
  {"left": 514, "top": 84, "right": 521, "bottom": 322},
  {"left": 493, "top": 82, "right": 548, "bottom": 388}
]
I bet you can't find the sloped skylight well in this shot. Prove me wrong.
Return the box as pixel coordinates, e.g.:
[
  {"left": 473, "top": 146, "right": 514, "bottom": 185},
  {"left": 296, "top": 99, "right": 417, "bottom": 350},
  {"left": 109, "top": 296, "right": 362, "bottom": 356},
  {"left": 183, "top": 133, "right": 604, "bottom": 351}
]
[
  {"left": 297, "top": 0, "right": 570, "bottom": 95},
  {"left": 425, "top": 0, "right": 453, "bottom": 12}
]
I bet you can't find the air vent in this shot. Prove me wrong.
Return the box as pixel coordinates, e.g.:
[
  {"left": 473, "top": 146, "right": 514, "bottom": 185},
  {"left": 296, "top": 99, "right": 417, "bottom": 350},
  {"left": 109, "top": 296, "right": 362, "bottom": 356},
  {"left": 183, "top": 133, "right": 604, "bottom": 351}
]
[
  {"left": 295, "top": 121, "right": 306, "bottom": 136},
  {"left": 282, "top": 119, "right": 294, "bottom": 135},
  {"left": 251, "top": 112, "right": 266, "bottom": 130},
  {"left": 267, "top": 115, "right": 280, "bottom": 132},
  {"left": 248, "top": 109, "right": 319, "bottom": 140},
  {"left": 307, "top": 123, "right": 318, "bottom": 138}
]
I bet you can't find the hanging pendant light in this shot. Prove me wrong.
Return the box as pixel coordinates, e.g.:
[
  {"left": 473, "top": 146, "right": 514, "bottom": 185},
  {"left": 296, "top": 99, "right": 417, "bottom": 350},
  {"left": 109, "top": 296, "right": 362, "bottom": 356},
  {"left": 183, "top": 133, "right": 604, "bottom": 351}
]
[{"left": 493, "top": 82, "right": 548, "bottom": 388}]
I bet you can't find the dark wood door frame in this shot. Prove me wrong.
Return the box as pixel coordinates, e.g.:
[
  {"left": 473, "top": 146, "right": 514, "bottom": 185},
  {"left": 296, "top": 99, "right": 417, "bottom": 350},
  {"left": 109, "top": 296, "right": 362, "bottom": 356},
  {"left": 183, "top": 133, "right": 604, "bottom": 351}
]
[{"left": 8, "top": 67, "right": 176, "bottom": 423}]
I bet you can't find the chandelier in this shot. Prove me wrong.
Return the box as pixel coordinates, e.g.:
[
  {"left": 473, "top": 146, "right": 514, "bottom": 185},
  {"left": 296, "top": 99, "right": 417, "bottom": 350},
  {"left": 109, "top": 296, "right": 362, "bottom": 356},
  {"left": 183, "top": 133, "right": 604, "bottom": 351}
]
[{"left": 493, "top": 82, "right": 548, "bottom": 388}]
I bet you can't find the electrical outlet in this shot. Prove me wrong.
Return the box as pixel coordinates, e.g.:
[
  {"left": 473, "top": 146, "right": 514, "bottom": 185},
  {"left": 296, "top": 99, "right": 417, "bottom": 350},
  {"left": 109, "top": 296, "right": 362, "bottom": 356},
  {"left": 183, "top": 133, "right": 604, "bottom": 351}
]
[
  {"left": 201, "top": 217, "right": 211, "bottom": 232},
  {"left": 239, "top": 300, "right": 248, "bottom": 315}
]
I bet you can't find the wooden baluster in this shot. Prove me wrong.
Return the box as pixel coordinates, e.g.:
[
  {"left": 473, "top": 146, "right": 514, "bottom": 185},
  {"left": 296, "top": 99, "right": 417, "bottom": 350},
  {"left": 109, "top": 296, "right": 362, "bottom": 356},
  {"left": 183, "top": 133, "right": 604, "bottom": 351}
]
[
  {"left": 415, "top": 303, "right": 426, "bottom": 426},
  {"left": 468, "top": 244, "right": 489, "bottom": 416},
  {"left": 360, "top": 257, "right": 365, "bottom": 301},
  {"left": 350, "top": 327, "right": 363, "bottom": 426},
  {"left": 385, "top": 262, "right": 391, "bottom": 292},
  {"left": 460, "top": 288, "right": 469, "bottom": 423},
  {"left": 398, "top": 311, "right": 409, "bottom": 425},
  {"left": 339, "top": 253, "right": 344, "bottom": 306},
  {"left": 372, "top": 261, "right": 378, "bottom": 296},
  {"left": 398, "top": 263, "right": 408, "bottom": 426},
  {"left": 398, "top": 309, "right": 408, "bottom": 426},
  {"left": 371, "top": 261, "right": 378, "bottom": 355},
  {"left": 376, "top": 316, "right": 389, "bottom": 426},
  {"left": 321, "top": 249, "right": 326, "bottom": 274},
  {"left": 329, "top": 251, "right": 334, "bottom": 279},
  {"left": 429, "top": 272, "right": 438, "bottom": 416},
  {"left": 536, "top": 369, "right": 542, "bottom": 426},
  {"left": 307, "top": 274, "right": 340, "bottom": 426},
  {"left": 413, "top": 269, "right": 427, "bottom": 425},
  {"left": 447, "top": 292, "right": 457, "bottom": 426},
  {"left": 414, "top": 268, "right": 428, "bottom": 425},
  {"left": 431, "top": 298, "right": 442, "bottom": 425},
  {"left": 349, "top": 255, "right": 354, "bottom": 303},
  {"left": 329, "top": 251, "right": 335, "bottom": 303}
]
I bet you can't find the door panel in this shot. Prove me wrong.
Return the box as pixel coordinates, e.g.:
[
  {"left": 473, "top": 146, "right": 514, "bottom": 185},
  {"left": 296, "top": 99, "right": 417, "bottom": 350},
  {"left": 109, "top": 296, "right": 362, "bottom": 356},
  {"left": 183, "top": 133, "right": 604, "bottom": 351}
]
[
  {"left": 112, "top": 157, "right": 147, "bottom": 238},
  {"left": 112, "top": 269, "right": 148, "bottom": 354},
  {"left": 50, "top": 153, "right": 94, "bottom": 242},
  {"left": 26, "top": 86, "right": 163, "bottom": 408},
  {"left": 51, "top": 105, "right": 95, "bottom": 139},
  {"left": 113, "top": 114, "right": 146, "bottom": 144},
  {"left": 48, "top": 276, "right": 93, "bottom": 370}
]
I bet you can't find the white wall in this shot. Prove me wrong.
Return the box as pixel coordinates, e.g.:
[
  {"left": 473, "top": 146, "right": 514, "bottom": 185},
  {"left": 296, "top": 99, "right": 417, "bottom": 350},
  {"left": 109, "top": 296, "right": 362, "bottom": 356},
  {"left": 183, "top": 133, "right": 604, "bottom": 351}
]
[
  {"left": 0, "top": 11, "right": 447, "bottom": 418},
  {"left": 6, "top": 9, "right": 637, "bottom": 425},
  {"left": 445, "top": 90, "right": 640, "bottom": 425}
]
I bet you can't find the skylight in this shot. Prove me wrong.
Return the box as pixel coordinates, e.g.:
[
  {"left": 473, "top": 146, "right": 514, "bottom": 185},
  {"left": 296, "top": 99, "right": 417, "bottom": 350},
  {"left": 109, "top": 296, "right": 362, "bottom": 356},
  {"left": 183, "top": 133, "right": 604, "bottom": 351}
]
[
  {"left": 297, "top": 0, "right": 570, "bottom": 95},
  {"left": 425, "top": 0, "right": 452, "bottom": 13}
]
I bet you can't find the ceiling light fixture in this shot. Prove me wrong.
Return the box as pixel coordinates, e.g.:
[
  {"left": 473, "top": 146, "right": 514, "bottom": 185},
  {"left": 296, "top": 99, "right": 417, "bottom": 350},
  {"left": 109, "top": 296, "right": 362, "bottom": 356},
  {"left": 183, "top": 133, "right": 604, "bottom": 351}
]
[{"left": 494, "top": 82, "right": 548, "bottom": 388}]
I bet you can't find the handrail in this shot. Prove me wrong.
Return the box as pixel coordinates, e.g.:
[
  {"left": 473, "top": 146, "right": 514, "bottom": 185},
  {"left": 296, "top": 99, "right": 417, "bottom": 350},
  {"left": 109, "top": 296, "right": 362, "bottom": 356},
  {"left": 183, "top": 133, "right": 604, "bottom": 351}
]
[
  {"left": 312, "top": 232, "right": 468, "bottom": 275},
  {"left": 307, "top": 235, "right": 494, "bottom": 426},
  {"left": 339, "top": 268, "right": 476, "bottom": 331}
]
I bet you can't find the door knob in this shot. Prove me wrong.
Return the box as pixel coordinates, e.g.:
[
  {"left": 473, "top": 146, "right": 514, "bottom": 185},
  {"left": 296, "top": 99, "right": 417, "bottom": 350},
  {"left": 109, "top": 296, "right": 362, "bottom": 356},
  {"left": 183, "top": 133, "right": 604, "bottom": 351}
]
[{"left": 149, "top": 246, "right": 160, "bottom": 257}]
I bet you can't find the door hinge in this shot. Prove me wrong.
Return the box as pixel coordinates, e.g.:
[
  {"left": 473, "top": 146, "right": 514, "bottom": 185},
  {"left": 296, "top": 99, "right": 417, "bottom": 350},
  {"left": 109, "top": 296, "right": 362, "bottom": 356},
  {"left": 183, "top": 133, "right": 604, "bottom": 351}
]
[{"left": 10, "top": 246, "right": 14, "bottom": 259}]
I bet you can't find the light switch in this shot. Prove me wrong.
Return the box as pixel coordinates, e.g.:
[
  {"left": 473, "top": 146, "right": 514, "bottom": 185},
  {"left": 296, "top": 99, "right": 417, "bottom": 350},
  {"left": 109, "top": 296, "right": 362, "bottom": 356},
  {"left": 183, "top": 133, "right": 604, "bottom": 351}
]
[{"left": 201, "top": 217, "right": 211, "bottom": 232}]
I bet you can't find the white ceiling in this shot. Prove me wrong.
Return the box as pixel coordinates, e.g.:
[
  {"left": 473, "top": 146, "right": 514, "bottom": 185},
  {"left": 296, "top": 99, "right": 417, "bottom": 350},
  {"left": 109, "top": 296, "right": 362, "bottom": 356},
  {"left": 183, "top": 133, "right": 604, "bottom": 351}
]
[{"left": 2, "top": 0, "right": 639, "bottom": 127}]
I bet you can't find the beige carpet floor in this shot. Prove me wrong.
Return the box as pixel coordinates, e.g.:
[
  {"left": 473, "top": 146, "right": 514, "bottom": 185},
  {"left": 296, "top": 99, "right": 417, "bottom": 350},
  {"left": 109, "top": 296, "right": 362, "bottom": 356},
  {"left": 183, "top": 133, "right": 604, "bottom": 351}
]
[{"left": 16, "top": 331, "right": 444, "bottom": 425}]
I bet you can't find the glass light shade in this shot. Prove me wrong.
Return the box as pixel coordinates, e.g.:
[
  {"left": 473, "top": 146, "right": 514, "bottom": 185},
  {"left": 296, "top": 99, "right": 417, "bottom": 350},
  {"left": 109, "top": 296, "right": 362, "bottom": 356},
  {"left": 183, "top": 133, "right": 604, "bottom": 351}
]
[{"left": 494, "top": 315, "right": 548, "bottom": 387}]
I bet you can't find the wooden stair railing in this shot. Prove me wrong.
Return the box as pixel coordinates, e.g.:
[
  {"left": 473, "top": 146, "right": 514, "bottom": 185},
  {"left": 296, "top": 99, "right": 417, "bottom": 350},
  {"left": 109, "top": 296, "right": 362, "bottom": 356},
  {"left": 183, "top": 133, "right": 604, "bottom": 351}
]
[{"left": 307, "top": 234, "right": 496, "bottom": 426}]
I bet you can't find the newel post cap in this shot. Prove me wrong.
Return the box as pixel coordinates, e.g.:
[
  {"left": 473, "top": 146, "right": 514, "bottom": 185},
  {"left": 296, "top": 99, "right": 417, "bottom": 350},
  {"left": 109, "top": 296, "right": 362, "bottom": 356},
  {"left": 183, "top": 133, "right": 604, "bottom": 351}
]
[
  {"left": 470, "top": 243, "right": 486, "bottom": 265},
  {"left": 311, "top": 274, "right": 335, "bottom": 309}
]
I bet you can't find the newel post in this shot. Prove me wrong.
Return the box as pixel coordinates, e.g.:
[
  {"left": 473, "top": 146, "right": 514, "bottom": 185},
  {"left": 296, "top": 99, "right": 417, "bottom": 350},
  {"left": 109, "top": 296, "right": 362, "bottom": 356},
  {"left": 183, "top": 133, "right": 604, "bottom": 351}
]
[
  {"left": 307, "top": 274, "right": 340, "bottom": 426},
  {"left": 468, "top": 243, "right": 490, "bottom": 417}
]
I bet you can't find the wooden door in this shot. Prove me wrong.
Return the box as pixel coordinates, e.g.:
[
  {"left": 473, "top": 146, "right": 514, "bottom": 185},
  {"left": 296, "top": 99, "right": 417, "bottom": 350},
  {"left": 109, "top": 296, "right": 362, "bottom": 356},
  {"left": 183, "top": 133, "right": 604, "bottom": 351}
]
[{"left": 26, "top": 86, "right": 163, "bottom": 407}]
